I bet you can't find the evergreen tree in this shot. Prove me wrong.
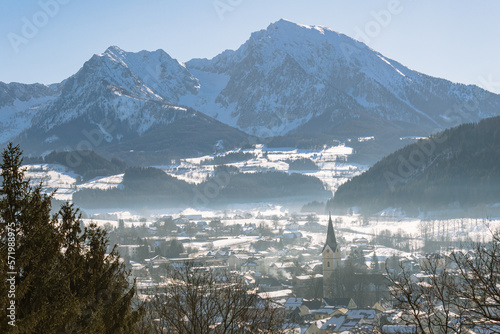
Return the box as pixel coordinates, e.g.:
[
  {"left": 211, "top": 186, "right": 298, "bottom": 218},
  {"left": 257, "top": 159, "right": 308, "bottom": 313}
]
[
  {"left": 136, "top": 238, "right": 151, "bottom": 261},
  {"left": 118, "top": 219, "right": 125, "bottom": 230},
  {"left": 0, "top": 144, "right": 143, "bottom": 333},
  {"left": 166, "top": 238, "right": 185, "bottom": 258}
]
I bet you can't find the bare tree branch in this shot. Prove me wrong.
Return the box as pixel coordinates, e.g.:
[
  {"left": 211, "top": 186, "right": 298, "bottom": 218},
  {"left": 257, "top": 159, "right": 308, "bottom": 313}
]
[
  {"left": 387, "top": 230, "right": 500, "bottom": 334},
  {"left": 145, "top": 261, "right": 289, "bottom": 334}
]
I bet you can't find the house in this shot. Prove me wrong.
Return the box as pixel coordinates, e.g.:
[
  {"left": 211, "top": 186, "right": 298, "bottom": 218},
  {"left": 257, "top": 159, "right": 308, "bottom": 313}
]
[
  {"left": 323, "top": 297, "right": 357, "bottom": 309},
  {"left": 302, "top": 222, "right": 325, "bottom": 233},
  {"left": 227, "top": 254, "right": 249, "bottom": 270},
  {"left": 319, "top": 310, "right": 377, "bottom": 333},
  {"left": 302, "top": 299, "right": 323, "bottom": 310},
  {"left": 301, "top": 322, "right": 323, "bottom": 334},
  {"left": 283, "top": 231, "right": 303, "bottom": 239},
  {"left": 174, "top": 217, "right": 188, "bottom": 224},
  {"left": 293, "top": 274, "right": 323, "bottom": 298},
  {"left": 215, "top": 250, "right": 232, "bottom": 258},
  {"left": 242, "top": 223, "right": 258, "bottom": 235},
  {"left": 241, "top": 259, "right": 258, "bottom": 272},
  {"left": 285, "top": 222, "right": 300, "bottom": 231},
  {"left": 419, "top": 253, "right": 447, "bottom": 271},
  {"left": 135, "top": 279, "right": 155, "bottom": 293},
  {"left": 184, "top": 214, "right": 203, "bottom": 220},
  {"left": 196, "top": 221, "right": 209, "bottom": 229},
  {"left": 320, "top": 314, "right": 347, "bottom": 332},
  {"left": 352, "top": 237, "right": 369, "bottom": 245},
  {"left": 345, "top": 308, "right": 377, "bottom": 321},
  {"left": 288, "top": 304, "right": 311, "bottom": 323},
  {"left": 129, "top": 261, "right": 148, "bottom": 278},
  {"left": 284, "top": 297, "right": 303, "bottom": 311},
  {"left": 372, "top": 301, "right": 390, "bottom": 312},
  {"left": 257, "top": 276, "right": 283, "bottom": 292},
  {"left": 381, "top": 325, "right": 417, "bottom": 333},
  {"left": 145, "top": 255, "right": 169, "bottom": 268},
  {"left": 258, "top": 289, "right": 293, "bottom": 302},
  {"left": 118, "top": 244, "right": 142, "bottom": 258},
  {"left": 309, "top": 308, "right": 339, "bottom": 320},
  {"left": 269, "top": 262, "right": 296, "bottom": 281}
]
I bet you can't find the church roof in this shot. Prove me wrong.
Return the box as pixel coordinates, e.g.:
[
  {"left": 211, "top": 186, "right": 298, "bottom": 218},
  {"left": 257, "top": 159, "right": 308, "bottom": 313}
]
[{"left": 322, "top": 213, "right": 338, "bottom": 253}]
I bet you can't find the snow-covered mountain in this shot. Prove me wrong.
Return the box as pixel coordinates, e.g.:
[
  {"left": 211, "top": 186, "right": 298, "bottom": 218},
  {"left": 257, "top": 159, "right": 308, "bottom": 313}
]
[
  {"left": 2, "top": 19, "right": 500, "bottom": 161},
  {"left": 0, "top": 82, "right": 61, "bottom": 143},
  {"left": 31, "top": 46, "right": 201, "bottom": 134},
  {"left": 7, "top": 47, "right": 250, "bottom": 159},
  {"left": 184, "top": 19, "right": 500, "bottom": 137}
]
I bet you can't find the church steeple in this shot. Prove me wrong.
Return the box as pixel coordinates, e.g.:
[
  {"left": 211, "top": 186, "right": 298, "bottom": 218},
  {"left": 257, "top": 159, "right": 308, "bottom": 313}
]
[
  {"left": 322, "top": 211, "right": 341, "bottom": 299},
  {"left": 323, "top": 212, "right": 338, "bottom": 253}
]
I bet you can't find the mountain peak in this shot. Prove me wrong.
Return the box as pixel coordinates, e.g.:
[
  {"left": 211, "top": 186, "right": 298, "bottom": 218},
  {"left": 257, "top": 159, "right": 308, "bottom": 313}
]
[
  {"left": 269, "top": 18, "right": 298, "bottom": 27},
  {"left": 96, "top": 45, "right": 130, "bottom": 69},
  {"left": 100, "top": 46, "right": 175, "bottom": 66},
  {"left": 266, "top": 19, "right": 340, "bottom": 37},
  {"left": 102, "top": 45, "right": 125, "bottom": 56}
]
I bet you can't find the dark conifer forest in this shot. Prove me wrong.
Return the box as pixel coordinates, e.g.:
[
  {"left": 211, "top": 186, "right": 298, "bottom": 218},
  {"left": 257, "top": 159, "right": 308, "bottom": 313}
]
[{"left": 329, "top": 116, "right": 500, "bottom": 215}]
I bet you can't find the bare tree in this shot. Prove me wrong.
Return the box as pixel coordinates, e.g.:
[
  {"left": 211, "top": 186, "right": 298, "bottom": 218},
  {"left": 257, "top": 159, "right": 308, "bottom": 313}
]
[
  {"left": 146, "top": 261, "right": 289, "bottom": 333},
  {"left": 446, "top": 231, "right": 500, "bottom": 333},
  {"left": 387, "top": 231, "right": 500, "bottom": 333},
  {"left": 387, "top": 256, "right": 470, "bottom": 333}
]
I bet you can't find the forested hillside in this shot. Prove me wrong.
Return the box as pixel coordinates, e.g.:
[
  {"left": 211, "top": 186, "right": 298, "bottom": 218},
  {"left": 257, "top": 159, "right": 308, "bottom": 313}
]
[
  {"left": 24, "top": 150, "right": 127, "bottom": 181},
  {"left": 74, "top": 165, "right": 329, "bottom": 209},
  {"left": 329, "top": 116, "right": 500, "bottom": 215}
]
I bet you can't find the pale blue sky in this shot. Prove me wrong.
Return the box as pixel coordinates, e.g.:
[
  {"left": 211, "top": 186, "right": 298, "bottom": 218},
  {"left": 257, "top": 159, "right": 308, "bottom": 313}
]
[{"left": 1, "top": 0, "right": 499, "bottom": 93}]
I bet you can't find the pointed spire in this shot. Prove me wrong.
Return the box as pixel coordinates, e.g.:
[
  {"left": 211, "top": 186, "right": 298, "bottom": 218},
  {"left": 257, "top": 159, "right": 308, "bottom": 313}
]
[{"left": 323, "top": 211, "right": 338, "bottom": 252}]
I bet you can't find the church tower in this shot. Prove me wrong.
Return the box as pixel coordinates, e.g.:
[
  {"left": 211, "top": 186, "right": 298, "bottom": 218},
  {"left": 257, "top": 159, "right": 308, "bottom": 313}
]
[{"left": 322, "top": 213, "right": 341, "bottom": 299}]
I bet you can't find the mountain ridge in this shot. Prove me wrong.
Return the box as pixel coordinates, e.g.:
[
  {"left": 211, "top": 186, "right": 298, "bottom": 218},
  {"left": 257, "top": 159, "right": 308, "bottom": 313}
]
[{"left": 2, "top": 19, "right": 500, "bottom": 163}]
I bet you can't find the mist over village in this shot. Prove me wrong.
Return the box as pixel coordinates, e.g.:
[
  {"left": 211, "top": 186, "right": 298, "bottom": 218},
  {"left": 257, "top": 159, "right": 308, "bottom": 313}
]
[{"left": 1, "top": 1, "right": 500, "bottom": 333}]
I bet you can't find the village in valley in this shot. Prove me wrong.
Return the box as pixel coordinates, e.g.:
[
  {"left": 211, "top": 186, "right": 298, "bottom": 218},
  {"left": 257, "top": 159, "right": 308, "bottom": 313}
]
[
  {"left": 18, "top": 138, "right": 500, "bottom": 333},
  {"left": 87, "top": 205, "right": 498, "bottom": 333}
]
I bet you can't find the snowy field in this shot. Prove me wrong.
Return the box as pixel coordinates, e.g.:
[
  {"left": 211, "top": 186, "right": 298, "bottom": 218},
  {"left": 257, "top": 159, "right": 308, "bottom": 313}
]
[
  {"left": 23, "top": 144, "right": 365, "bottom": 201},
  {"left": 157, "top": 144, "right": 365, "bottom": 193},
  {"left": 79, "top": 204, "right": 500, "bottom": 263}
]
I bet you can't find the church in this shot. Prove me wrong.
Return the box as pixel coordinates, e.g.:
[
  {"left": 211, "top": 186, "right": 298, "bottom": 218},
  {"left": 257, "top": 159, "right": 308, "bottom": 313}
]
[
  {"left": 322, "top": 213, "right": 341, "bottom": 299},
  {"left": 321, "top": 213, "right": 390, "bottom": 306}
]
